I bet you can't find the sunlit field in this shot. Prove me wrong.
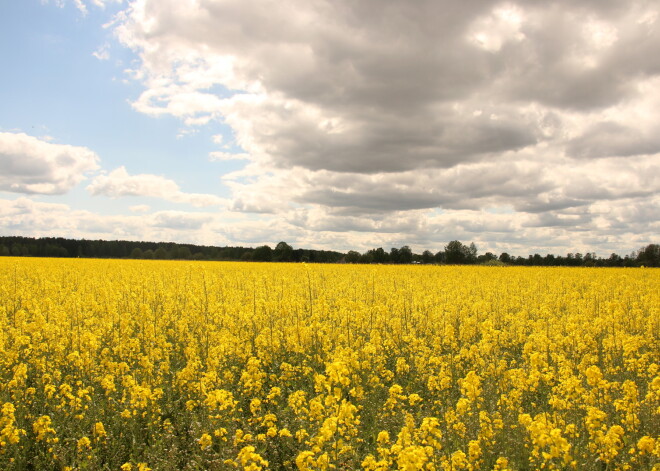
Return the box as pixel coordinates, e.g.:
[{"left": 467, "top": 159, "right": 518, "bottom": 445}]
[{"left": 0, "top": 258, "right": 658, "bottom": 470}]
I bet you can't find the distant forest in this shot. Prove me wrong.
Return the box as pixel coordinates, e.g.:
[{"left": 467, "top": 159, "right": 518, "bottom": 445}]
[{"left": 0, "top": 236, "right": 658, "bottom": 267}]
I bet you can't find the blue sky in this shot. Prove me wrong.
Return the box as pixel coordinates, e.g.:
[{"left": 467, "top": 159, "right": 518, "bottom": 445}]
[
  {"left": 1, "top": 0, "right": 237, "bottom": 201},
  {"left": 1, "top": 0, "right": 658, "bottom": 255}
]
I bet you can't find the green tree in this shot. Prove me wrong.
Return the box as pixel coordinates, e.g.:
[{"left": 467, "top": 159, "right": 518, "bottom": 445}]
[
  {"left": 253, "top": 245, "right": 273, "bottom": 262},
  {"left": 369, "top": 247, "right": 389, "bottom": 264},
  {"left": 478, "top": 252, "right": 497, "bottom": 264},
  {"left": 345, "top": 251, "right": 361, "bottom": 263},
  {"left": 172, "top": 246, "right": 192, "bottom": 259},
  {"left": 467, "top": 242, "right": 478, "bottom": 264},
  {"left": 130, "top": 247, "right": 143, "bottom": 259},
  {"left": 444, "top": 240, "right": 466, "bottom": 264},
  {"left": 274, "top": 241, "right": 293, "bottom": 262},
  {"left": 637, "top": 243, "right": 660, "bottom": 267},
  {"left": 359, "top": 252, "right": 374, "bottom": 264},
  {"left": 421, "top": 250, "right": 434, "bottom": 264},
  {"left": 398, "top": 245, "right": 413, "bottom": 264}
]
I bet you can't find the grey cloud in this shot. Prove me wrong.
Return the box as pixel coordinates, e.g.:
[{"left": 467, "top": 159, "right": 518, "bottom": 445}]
[
  {"left": 294, "top": 162, "right": 552, "bottom": 214},
  {"left": 460, "top": 219, "right": 516, "bottom": 234},
  {"left": 515, "top": 197, "right": 589, "bottom": 214},
  {"left": 523, "top": 212, "right": 593, "bottom": 228},
  {"left": 109, "top": 0, "right": 660, "bottom": 252},
  {"left": 613, "top": 198, "right": 660, "bottom": 226},
  {"left": 117, "top": 0, "right": 660, "bottom": 175},
  {"left": 300, "top": 188, "right": 442, "bottom": 213},
  {"left": 492, "top": 5, "right": 648, "bottom": 110},
  {"left": 290, "top": 213, "right": 422, "bottom": 234},
  {"left": 222, "top": 97, "right": 538, "bottom": 174},
  {"left": 567, "top": 122, "right": 660, "bottom": 159}
]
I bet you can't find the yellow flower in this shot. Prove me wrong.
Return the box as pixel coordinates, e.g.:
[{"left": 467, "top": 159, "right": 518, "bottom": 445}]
[
  {"left": 77, "top": 436, "right": 91, "bottom": 452},
  {"left": 408, "top": 393, "right": 422, "bottom": 406},
  {"left": 451, "top": 450, "right": 469, "bottom": 469},
  {"left": 33, "top": 416, "right": 55, "bottom": 442},
  {"left": 237, "top": 445, "right": 268, "bottom": 470},
  {"left": 493, "top": 457, "right": 510, "bottom": 470},
  {"left": 377, "top": 431, "right": 390, "bottom": 444},
  {"left": 585, "top": 365, "right": 603, "bottom": 387},
  {"left": 93, "top": 421, "right": 107, "bottom": 439},
  {"left": 637, "top": 436, "right": 656, "bottom": 454},
  {"left": 250, "top": 398, "right": 262, "bottom": 416},
  {"left": 199, "top": 433, "right": 212, "bottom": 450}
]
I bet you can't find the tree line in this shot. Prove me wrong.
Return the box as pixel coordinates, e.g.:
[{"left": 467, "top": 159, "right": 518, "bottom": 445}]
[
  {"left": 0, "top": 236, "right": 658, "bottom": 267},
  {"left": 0, "top": 237, "right": 343, "bottom": 263},
  {"left": 347, "top": 240, "right": 659, "bottom": 267}
]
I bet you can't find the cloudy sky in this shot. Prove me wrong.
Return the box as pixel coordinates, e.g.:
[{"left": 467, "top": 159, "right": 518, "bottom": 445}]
[{"left": 1, "top": 0, "right": 658, "bottom": 256}]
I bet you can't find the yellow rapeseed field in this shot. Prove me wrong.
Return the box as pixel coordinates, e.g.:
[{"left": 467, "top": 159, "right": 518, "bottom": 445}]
[{"left": 0, "top": 257, "right": 658, "bottom": 470}]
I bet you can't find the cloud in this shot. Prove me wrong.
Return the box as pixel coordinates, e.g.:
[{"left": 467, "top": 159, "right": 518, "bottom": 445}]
[
  {"left": 113, "top": 0, "right": 660, "bottom": 163},
  {"left": 0, "top": 132, "right": 99, "bottom": 194},
  {"left": 129, "top": 204, "right": 150, "bottom": 213},
  {"left": 209, "top": 151, "right": 250, "bottom": 162},
  {"left": 87, "top": 166, "right": 228, "bottom": 208},
  {"left": 43, "top": 0, "right": 123, "bottom": 15},
  {"left": 567, "top": 121, "right": 660, "bottom": 159},
  {"left": 1, "top": 193, "right": 657, "bottom": 256},
  {"left": 0, "top": 197, "right": 220, "bottom": 245},
  {"left": 85, "top": 0, "right": 660, "bottom": 253},
  {"left": 87, "top": 166, "right": 178, "bottom": 197},
  {"left": 152, "top": 211, "right": 209, "bottom": 230},
  {"left": 92, "top": 42, "right": 111, "bottom": 60}
]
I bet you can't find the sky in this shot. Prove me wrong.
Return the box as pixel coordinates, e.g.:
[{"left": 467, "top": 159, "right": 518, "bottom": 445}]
[{"left": 1, "top": 0, "right": 658, "bottom": 256}]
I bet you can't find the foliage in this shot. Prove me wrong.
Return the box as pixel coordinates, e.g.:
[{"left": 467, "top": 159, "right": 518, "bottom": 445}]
[
  {"left": 0, "top": 259, "right": 658, "bottom": 470},
  {"left": 0, "top": 237, "right": 343, "bottom": 264}
]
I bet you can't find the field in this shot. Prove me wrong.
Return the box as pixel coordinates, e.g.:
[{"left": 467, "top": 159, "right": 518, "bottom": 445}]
[{"left": 0, "top": 258, "right": 658, "bottom": 470}]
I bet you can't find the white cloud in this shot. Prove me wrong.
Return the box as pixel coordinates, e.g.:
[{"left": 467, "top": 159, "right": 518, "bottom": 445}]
[
  {"left": 0, "top": 132, "right": 99, "bottom": 194},
  {"left": 1, "top": 193, "right": 657, "bottom": 256},
  {"left": 209, "top": 151, "right": 250, "bottom": 162},
  {"left": 87, "top": 166, "right": 179, "bottom": 197},
  {"left": 87, "top": 166, "right": 228, "bottom": 208},
  {"left": 92, "top": 42, "right": 111, "bottom": 60},
  {"left": 42, "top": 0, "right": 123, "bottom": 14},
  {"left": 152, "top": 211, "right": 208, "bottom": 230},
  {"left": 468, "top": 3, "right": 525, "bottom": 52},
  {"left": 0, "top": 197, "right": 220, "bottom": 245},
  {"left": 129, "top": 204, "right": 150, "bottom": 213}
]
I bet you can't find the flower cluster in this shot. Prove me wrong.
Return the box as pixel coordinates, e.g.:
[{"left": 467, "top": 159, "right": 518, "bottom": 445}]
[{"left": 0, "top": 258, "right": 658, "bottom": 469}]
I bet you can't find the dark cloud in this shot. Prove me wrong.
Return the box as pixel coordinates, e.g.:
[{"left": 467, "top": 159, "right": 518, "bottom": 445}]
[
  {"left": 567, "top": 122, "right": 660, "bottom": 158},
  {"left": 523, "top": 211, "right": 592, "bottom": 228},
  {"left": 108, "top": 0, "right": 660, "bottom": 253}
]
